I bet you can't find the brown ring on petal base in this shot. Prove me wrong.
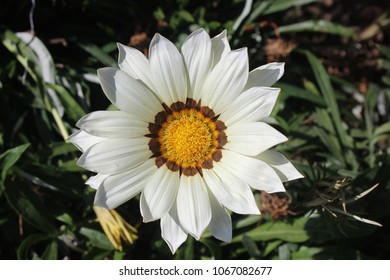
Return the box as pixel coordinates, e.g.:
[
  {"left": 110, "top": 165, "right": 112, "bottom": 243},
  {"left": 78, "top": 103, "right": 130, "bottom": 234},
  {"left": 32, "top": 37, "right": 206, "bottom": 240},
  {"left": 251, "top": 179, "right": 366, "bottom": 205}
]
[{"left": 146, "top": 98, "right": 227, "bottom": 177}]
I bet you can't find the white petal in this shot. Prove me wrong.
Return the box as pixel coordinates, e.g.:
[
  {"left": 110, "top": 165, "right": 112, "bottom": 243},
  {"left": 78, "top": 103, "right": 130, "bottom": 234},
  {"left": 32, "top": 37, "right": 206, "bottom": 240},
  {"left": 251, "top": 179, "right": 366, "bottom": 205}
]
[
  {"left": 244, "top": 62, "right": 285, "bottom": 90},
  {"left": 256, "top": 150, "right": 303, "bottom": 182},
  {"left": 220, "top": 150, "right": 285, "bottom": 193},
  {"left": 149, "top": 34, "right": 188, "bottom": 103},
  {"left": 220, "top": 87, "right": 280, "bottom": 126},
  {"left": 225, "top": 122, "right": 287, "bottom": 156},
  {"left": 94, "top": 159, "right": 156, "bottom": 209},
  {"left": 201, "top": 48, "right": 249, "bottom": 115},
  {"left": 211, "top": 30, "right": 231, "bottom": 67},
  {"left": 78, "top": 138, "right": 151, "bottom": 174},
  {"left": 76, "top": 111, "right": 148, "bottom": 138},
  {"left": 207, "top": 190, "right": 232, "bottom": 243},
  {"left": 142, "top": 165, "right": 180, "bottom": 222},
  {"left": 181, "top": 29, "right": 212, "bottom": 100},
  {"left": 117, "top": 43, "right": 157, "bottom": 92},
  {"left": 203, "top": 165, "right": 260, "bottom": 215},
  {"left": 97, "top": 67, "right": 162, "bottom": 122},
  {"left": 140, "top": 192, "right": 153, "bottom": 222},
  {"left": 86, "top": 173, "right": 109, "bottom": 190},
  {"left": 68, "top": 130, "right": 105, "bottom": 152},
  {"left": 176, "top": 175, "right": 211, "bottom": 240},
  {"left": 161, "top": 203, "right": 188, "bottom": 254}
]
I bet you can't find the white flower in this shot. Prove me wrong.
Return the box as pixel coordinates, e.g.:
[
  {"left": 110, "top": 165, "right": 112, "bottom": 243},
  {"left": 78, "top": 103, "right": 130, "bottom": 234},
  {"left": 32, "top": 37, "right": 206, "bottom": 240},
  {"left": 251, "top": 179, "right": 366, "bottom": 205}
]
[{"left": 69, "top": 29, "right": 303, "bottom": 253}]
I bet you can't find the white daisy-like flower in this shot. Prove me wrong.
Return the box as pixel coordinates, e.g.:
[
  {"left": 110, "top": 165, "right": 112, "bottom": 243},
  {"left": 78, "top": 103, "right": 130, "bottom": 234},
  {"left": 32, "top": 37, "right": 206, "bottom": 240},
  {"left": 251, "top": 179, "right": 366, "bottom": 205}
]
[{"left": 69, "top": 29, "right": 303, "bottom": 253}]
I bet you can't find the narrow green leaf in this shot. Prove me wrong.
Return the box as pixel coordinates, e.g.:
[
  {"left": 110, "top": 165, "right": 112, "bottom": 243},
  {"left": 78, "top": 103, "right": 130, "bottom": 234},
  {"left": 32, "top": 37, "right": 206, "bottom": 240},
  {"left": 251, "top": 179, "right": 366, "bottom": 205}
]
[
  {"left": 40, "top": 142, "right": 78, "bottom": 159},
  {"left": 233, "top": 215, "right": 261, "bottom": 229},
  {"left": 0, "top": 143, "right": 30, "bottom": 184},
  {"left": 303, "top": 50, "right": 357, "bottom": 169},
  {"left": 278, "top": 20, "right": 354, "bottom": 36},
  {"left": 153, "top": 7, "right": 165, "bottom": 20},
  {"left": 302, "top": 79, "right": 345, "bottom": 165},
  {"left": 262, "top": 0, "right": 317, "bottom": 15},
  {"left": 291, "top": 246, "right": 323, "bottom": 260},
  {"left": 41, "top": 240, "right": 58, "bottom": 260},
  {"left": 78, "top": 43, "right": 117, "bottom": 67},
  {"left": 313, "top": 126, "right": 343, "bottom": 165},
  {"left": 184, "top": 235, "right": 194, "bottom": 260},
  {"left": 378, "top": 58, "right": 390, "bottom": 71},
  {"left": 373, "top": 122, "right": 390, "bottom": 137},
  {"left": 56, "top": 213, "right": 73, "bottom": 226},
  {"left": 364, "top": 83, "right": 380, "bottom": 167},
  {"left": 17, "top": 234, "right": 51, "bottom": 260},
  {"left": 113, "top": 251, "right": 126, "bottom": 260},
  {"left": 79, "top": 227, "right": 115, "bottom": 250},
  {"left": 178, "top": 10, "right": 195, "bottom": 22},
  {"left": 232, "top": 216, "right": 309, "bottom": 243},
  {"left": 381, "top": 76, "right": 390, "bottom": 87},
  {"left": 365, "top": 83, "right": 380, "bottom": 111},
  {"left": 45, "top": 83, "right": 85, "bottom": 122},
  {"left": 5, "top": 179, "right": 57, "bottom": 233},
  {"left": 278, "top": 82, "right": 327, "bottom": 107},
  {"left": 304, "top": 50, "right": 342, "bottom": 124},
  {"left": 200, "top": 238, "right": 222, "bottom": 260},
  {"left": 262, "top": 240, "right": 283, "bottom": 258},
  {"left": 242, "top": 235, "right": 262, "bottom": 258},
  {"left": 377, "top": 44, "right": 390, "bottom": 60},
  {"left": 2, "top": 30, "right": 41, "bottom": 82},
  {"left": 246, "top": 0, "right": 316, "bottom": 24}
]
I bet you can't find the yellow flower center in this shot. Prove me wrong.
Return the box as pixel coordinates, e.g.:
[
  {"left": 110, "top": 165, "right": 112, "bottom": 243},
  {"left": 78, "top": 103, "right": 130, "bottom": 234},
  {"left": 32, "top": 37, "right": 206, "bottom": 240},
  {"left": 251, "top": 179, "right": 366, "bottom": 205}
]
[{"left": 159, "top": 109, "right": 218, "bottom": 168}]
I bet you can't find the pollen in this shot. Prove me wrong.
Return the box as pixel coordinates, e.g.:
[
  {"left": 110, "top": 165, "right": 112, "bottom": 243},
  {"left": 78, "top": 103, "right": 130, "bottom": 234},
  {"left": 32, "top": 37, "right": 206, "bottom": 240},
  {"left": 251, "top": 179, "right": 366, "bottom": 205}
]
[
  {"left": 148, "top": 99, "right": 228, "bottom": 176},
  {"left": 159, "top": 109, "right": 218, "bottom": 167}
]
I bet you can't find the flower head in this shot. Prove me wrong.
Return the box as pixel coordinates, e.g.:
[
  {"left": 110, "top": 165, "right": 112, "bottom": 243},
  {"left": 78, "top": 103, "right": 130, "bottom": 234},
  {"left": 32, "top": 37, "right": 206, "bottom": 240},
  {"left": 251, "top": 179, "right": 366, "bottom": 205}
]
[{"left": 69, "top": 29, "right": 303, "bottom": 253}]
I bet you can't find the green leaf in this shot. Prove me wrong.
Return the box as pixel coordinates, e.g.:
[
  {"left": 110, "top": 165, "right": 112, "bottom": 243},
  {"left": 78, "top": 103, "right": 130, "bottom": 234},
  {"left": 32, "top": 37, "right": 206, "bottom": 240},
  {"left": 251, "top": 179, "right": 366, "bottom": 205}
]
[
  {"left": 5, "top": 179, "right": 57, "bottom": 233},
  {"left": 246, "top": 0, "right": 316, "bottom": 24},
  {"left": 381, "top": 76, "right": 390, "bottom": 87},
  {"left": 242, "top": 235, "right": 262, "bottom": 258},
  {"left": 83, "top": 247, "right": 112, "bottom": 260},
  {"left": 40, "top": 141, "right": 78, "bottom": 159},
  {"left": 291, "top": 246, "right": 323, "bottom": 260},
  {"left": 113, "top": 251, "right": 126, "bottom": 260},
  {"left": 56, "top": 213, "right": 73, "bottom": 226},
  {"left": 233, "top": 215, "right": 261, "bottom": 229},
  {"left": 45, "top": 83, "right": 85, "bottom": 122},
  {"left": 262, "top": 240, "right": 283, "bottom": 258},
  {"left": 278, "top": 20, "right": 354, "bottom": 36},
  {"left": 232, "top": 216, "right": 309, "bottom": 243},
  {"left": 377, "top": 44, "right": 390, "bottom": 60},
  {"left": 153, "top": 7, "right": 165, "bottom": 20},
  {"left": 200, "top": 238, "right": 222, "bottom": 260},
  {"left": 378, "top": 58, "right": 390, "bottom": 71},
  {"left": 21, "top": 164, "right": 84, "bottom": 198},
  {"left": 178, "top": 10, "right": 195, "bottom": 22},
  {"left": 17, "top": 234, "right": 51, "bottom": 260},
  {"left": 78, "top": 43, "right": 117, "bottom": 67},
  {"left": 364, "top": 83, "right": 380, "bottom": 167},
  {"left": 2, "top": 30, "right": 41, "bottom": 82},
  {"left": 303, "top": 50, "right": 357, "bottom": 170},
  {"left": 41, "top": 240, "right": 58, "bottom": 260},
  {"left": 278, "top": 82, "right": 327, "bottom": 107},
  {"left": 313, "top": 126, "right": 343, "bottom": 165},
  {"left": 374, "top": 122, "right": 390, "bottom": 137},
  {"left": 304, "top": 50, "right": 342, "bottom": 125},
  {"left": 79, "top": 227, "right": 115, "bottom": 250},
  {"left": 302, "top": 79, "right": 345, "bottom": 164},
  {"left": 262, "top": 0, "right": 317, "bottom": 15},
  {"left": 0, "top": 143, "right": 30, "bottom": 184},
  {"left": 184, "top": 235, "right": 194, "bottom": 260}
]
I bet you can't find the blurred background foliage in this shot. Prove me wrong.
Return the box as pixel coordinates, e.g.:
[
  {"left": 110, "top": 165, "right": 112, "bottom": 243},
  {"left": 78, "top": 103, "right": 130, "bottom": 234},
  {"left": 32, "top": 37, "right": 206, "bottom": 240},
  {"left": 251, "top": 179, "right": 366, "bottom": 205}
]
[{"left": 0, "top": 0, "right": 389, "bottom": 260}]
